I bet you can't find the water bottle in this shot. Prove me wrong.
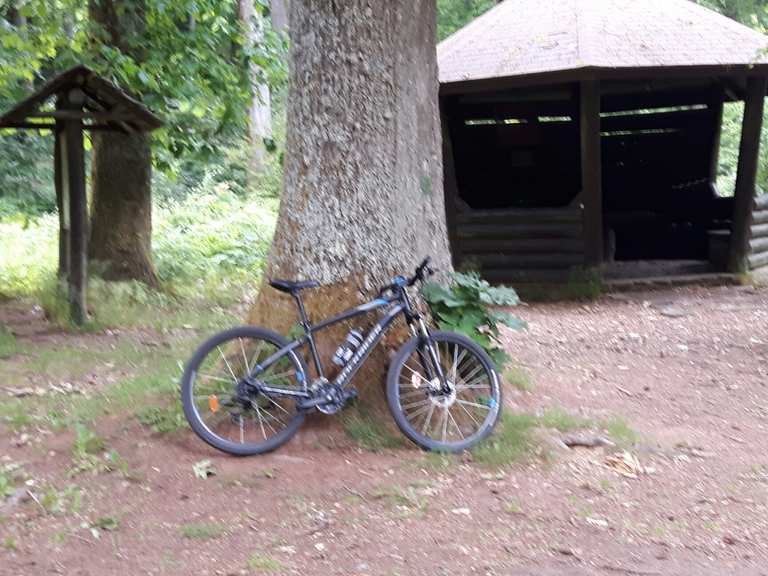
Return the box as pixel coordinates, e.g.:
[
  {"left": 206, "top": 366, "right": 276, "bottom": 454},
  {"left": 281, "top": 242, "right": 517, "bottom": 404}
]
[{"left": 332, "top": 329, "right": 364, "bottom": 366}]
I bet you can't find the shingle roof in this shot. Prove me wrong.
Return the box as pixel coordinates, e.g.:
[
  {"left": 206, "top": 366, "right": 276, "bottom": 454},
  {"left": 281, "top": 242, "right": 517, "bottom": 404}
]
[
  {"left": 0, "top": 65, "right": 162, "bottom": 131},
  {"left": 438, "top": 0, "right": 768, "bottom": 85}
]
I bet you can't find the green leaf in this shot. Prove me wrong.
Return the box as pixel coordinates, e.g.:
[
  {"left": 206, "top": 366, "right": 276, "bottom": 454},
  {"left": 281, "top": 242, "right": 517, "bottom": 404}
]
[
  {"left": 488, "top": 311, "right": 528, "bottom": 331},
  {"left": 422, "top": 282, "right": 466, "bottom": 307},
  {"left": 480, "top": 285, "right": 521, "bottom": 306}
]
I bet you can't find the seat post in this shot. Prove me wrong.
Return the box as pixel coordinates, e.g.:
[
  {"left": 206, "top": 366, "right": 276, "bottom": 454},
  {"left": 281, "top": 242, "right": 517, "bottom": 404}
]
[
  {"left": 293, "top": 291, "right": 325, "bottom": 380},
  {"left": 292, "top": 291, "right": 310, "bottom": 329}
]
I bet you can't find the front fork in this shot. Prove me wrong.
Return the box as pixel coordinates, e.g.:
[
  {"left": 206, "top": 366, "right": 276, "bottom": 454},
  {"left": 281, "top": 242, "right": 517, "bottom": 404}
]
[{"left": 411, "top": 318, "right": 449, "bottom": 392}]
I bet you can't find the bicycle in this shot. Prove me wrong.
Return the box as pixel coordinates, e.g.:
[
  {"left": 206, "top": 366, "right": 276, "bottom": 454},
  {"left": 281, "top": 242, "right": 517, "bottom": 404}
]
[{"left": 180, "top": 257, "right": 502, "bottom": 455}]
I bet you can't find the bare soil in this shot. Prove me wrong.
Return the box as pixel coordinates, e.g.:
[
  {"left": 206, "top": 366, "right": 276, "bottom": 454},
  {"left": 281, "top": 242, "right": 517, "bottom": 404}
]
[{"left": 2, "top": 284, "right": 768, "bottom": 576}]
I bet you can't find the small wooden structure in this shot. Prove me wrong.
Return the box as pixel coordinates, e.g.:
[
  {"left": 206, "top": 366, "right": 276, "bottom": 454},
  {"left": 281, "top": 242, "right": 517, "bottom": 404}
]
[
  {"left": 438, "top": 0, "right": 768, "bottom": 284},
  {"left": 0, "top": 66, "right": 162, "bottom": 324}
]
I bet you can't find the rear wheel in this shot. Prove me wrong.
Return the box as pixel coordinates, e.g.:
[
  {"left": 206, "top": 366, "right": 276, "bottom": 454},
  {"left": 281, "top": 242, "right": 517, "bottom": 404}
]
[
  {"left": 181, "top": 326, "right": 308, "bottom": 456},
  {"left": 387, "top": 331, "right": 502, "bottom": 452}
]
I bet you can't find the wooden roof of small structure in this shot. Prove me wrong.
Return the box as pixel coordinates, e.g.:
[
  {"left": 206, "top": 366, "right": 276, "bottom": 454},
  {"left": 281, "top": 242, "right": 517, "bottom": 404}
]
[
  {"left": 0, "top": 65, "right": 162, "bottom": 132},
  {"left": 438, "top": 0, "right": 768, "bottom": 89}
]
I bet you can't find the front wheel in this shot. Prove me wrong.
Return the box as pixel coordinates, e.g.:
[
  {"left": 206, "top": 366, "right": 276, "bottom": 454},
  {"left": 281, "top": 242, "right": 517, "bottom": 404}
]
[{"left": 386, "top": 331, "right": 502, "bottom": 452}]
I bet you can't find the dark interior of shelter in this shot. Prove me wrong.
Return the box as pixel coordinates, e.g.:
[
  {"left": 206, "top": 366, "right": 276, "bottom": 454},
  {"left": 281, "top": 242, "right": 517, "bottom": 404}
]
[{"left": 444, "top": 80, "right": 737, "bottom": 277}]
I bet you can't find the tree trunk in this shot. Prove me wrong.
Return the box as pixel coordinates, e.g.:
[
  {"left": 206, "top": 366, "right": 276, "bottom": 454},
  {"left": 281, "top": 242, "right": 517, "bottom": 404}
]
[
  {"left": 248, "top": 0, "right": 452, "bottom": 425},
  {"left": 89, "top": 131, "right": 158, "bottom": 286},
  {"left": 240, "top": 0, "right": 273, "bottom": 177},
  {"left": 87, "top": 0, "right": 158, "bottom": 286}
]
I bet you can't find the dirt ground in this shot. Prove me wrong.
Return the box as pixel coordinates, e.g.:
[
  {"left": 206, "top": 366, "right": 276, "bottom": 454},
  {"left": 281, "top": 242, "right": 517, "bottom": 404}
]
[{"left": 2, "top": 283, "right": 768, "bottom": 576}]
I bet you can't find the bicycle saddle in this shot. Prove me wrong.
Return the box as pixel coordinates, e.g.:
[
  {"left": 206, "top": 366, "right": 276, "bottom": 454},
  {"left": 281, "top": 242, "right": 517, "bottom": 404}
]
[{"left": 269, "top": 278, "right": 320, "bottom": 293}]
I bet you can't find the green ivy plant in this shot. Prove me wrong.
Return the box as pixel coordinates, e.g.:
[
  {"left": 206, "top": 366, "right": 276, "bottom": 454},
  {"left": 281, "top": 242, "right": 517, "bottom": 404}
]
[{"left": 422, "top": 272, "right": 526, "bottom": 368}]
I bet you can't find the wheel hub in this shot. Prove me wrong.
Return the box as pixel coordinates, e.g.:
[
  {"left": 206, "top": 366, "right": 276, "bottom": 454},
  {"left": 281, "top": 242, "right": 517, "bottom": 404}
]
[{"left": 430, "top": 381, "right": 456, "bottom": 408}]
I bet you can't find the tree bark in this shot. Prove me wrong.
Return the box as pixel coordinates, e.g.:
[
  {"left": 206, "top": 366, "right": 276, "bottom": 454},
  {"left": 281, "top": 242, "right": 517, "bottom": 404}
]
[
  {"left": 248, "top": 0, "right": 452, "bottom": 423},
  {"left": 270, "top": 0, "right": 289, "bottom": 31},
  {"left": 240, "top": 0, "right": 273, "bottom": 177},
  {"left": 89, "top": 131, "right": 158, "bottom": 285},
  {"left": 87, "top": 0, "right": 158, "bottom": 286}
]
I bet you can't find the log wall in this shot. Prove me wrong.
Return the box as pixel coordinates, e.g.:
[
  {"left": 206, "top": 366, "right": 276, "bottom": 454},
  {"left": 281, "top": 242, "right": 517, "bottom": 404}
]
[
  {"left": 454, "top": 207, "right": 584, "bottom": 283},
  {"left": 748, "top": 194, "right": 768, "bottom": 270}
]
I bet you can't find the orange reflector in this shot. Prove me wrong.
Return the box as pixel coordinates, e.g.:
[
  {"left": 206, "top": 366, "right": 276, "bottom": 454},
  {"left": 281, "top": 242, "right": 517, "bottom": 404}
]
[{"left": 208, "top": 395, "right": 220, "bottom": 412}]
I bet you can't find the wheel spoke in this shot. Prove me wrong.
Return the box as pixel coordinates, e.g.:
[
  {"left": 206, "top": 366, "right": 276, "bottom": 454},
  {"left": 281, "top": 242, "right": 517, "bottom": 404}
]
[
  {"left": 240, "top": 338, "right": 251, "bottom": 374},
  {"left": 252, "top": 402, "right": 268, "bottom": 439},
  {"left": 217, "top": 346, "right": 239, "bottom": 383},
  {"left": 455, "top": 398, "right": 492, "bottom": 410},
  {"left": 197, "top": 372, "right": 233, "bottom": 384},
  {"left": 447, "top": 409, "right": 464, "bottom": 440},
  {"left": 421, "top": 403, "right": 435, "bottom": 435},
  {"left": 441, "top": 407, "right": 449, "bottom": 443}
]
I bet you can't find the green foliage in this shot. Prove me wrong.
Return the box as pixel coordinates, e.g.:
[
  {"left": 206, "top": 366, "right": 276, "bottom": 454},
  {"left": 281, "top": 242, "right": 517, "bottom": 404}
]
[
  {"left": 422, "top": 271, "right": 526, "bottom": 367},
  {"left": 437, "top": 0, "right": 497, "bottom": 41},
  {"left": 0, "top": 133, "right": 56, "bottom": 217},
  {"left": 0, "top": 214, "right": 58, "bottom": 297},
  {"left": 341, "top": 409, "right": 404, "bottom": 452},
  {"left": 152, "top": 186, "right": 277, "bottom": 296},
  {"left": 502, "top": 365, "right": 533, "bottom": 392},
  {"left": 245, "top": 553, "right": 285, "bottom": 573},
  {"left": 0, "top": 0, "right": 289, "bottom": 213},
  {"left": 0, "top": 185, "right": 278, "bottom": 317},
  {"left": 0, "top": 0, "right": 288, "bottom": 166},
  {"left": 0, "top": 471, "right": 17, "bottom": 499},
  {"left": 179, "top": 522, "right": 225, "bottom": 540},
  {"left": 136, "top": 403, "right": 185, "bottom": 434},
  {"left": 537, "top": 407, "right": 592, "bottom": 432},
  {"left": 0, "top": 325, "right": 17, "bottom": 359},
  {"left": 471, "top": 412, "right": 538, "bottom": 468}
]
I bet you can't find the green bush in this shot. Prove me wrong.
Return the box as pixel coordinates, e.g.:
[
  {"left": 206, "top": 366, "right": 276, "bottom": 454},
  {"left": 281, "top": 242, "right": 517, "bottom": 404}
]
[
  {"left": 422, "top": 271, "right": 526, "bottom": 367},
  {"left": 0, "top": 185, "right": 278, "bottom": 308}
]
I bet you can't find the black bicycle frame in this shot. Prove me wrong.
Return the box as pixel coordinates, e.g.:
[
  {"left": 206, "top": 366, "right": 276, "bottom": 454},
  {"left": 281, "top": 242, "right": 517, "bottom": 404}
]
[{"left": 249, "top": 293, "right": 411, "bottom": 399}]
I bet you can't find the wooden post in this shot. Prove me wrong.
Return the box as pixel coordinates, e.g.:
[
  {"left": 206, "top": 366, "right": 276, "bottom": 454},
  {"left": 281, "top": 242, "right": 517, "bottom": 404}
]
[
  {"left": 60, "top": 89, "right": 88, "bottom": 325},
  {"left": 580, "top": 79, "right": 603, "bottom": 267},
  {"left": 440, "top": 102, "right": 460, "bottom": 268},
  {"left": 54, "top": 121, "right": 69, "bottom": 280},
  {"left": 729, "top": 75, "right": 767, "bottom": 273},
  {"left": 708, "top": 90, "right": 724, "bottom": 185}
]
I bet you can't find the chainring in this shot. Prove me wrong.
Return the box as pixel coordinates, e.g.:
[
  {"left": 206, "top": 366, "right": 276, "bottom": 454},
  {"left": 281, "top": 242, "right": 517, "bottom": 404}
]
[{"left": 315, "top": 382, "right": 347, "bottom": 414}]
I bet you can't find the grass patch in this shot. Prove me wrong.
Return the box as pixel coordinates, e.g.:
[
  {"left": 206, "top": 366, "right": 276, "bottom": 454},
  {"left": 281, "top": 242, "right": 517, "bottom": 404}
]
[
  {"left": 538, "top": 407, "right": 593, "bottom": 432},
  {"left": 420, "top": 451, "right": 458, "bottom": 470},
  {"left": 341, "top": 408, "right": 404, "bottom": 452},
  {"left": 505, "top": 498, "right": 522, "bottom": 514},
  {"left": 0, "top": 327, "right": 17, "bottom": 359},
  {"left": 33, "top": 276, "right": 239, "bottom": 332},
  {"left": 471, "top": 412, "right": 538, "bottom": 467},
  {"left": 136, "top": 402, "right": 186, "bottom": 434},
  {"left": 602, "top": 416, "right": 639, "bottom": 447},
  {"left": 245, "top": 553, "right": 285, "bottom": 573},
  {"left": 503, "top": 365, "right": 533, "bottom": 392},
  {"left": 179, "top": 522, "right": 225, "bottom": 540},
  {"left": 44, "top": 351, "right": 186, "bottom": 428},
  {"left": 371, "top": 484, "right": 428, "bottom": 517}
]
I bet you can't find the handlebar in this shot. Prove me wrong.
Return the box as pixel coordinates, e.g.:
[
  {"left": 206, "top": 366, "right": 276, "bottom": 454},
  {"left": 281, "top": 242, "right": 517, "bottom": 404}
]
[{"left": 378, "top": 257, "right": 436, "bottom": 297}]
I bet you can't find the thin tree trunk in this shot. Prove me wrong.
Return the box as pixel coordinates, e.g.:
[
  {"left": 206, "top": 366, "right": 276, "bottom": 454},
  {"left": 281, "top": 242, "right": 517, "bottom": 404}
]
[
  {"left": 248, "top": 0, "right": 452, "bottom": 421},
  {"left": 240, "top": 0, "right": 272, "bottom": 177},
  {"left": 87, "top": 0, "right": 158, "bottom": 285}
]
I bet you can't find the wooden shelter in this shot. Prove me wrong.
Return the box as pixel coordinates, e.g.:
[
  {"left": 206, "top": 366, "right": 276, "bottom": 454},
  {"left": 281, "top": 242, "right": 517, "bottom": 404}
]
[
  {"left": 438, "top": 0, "right": 768, "bottom": 284},
  {"left": 0, "top": 66, "right": 162, "bottom": 324}
]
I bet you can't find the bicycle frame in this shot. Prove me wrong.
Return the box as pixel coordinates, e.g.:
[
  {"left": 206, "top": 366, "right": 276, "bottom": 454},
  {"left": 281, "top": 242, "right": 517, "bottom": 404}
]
[{"left": 248, "top": 291, "right": 420, "bottom": 400}]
